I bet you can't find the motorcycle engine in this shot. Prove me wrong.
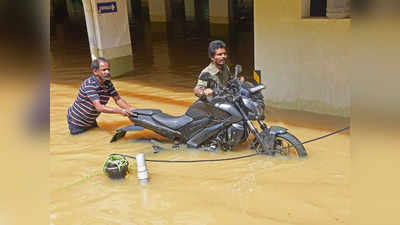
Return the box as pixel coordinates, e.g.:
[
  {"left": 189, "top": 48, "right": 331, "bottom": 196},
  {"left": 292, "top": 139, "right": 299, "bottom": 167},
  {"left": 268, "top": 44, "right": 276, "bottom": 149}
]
[
  {"left": 210, "top": 122, "right": 248, "bottom": 151},
  {"left": 225, "top": 122, "right": 248, "bottom": 146}
]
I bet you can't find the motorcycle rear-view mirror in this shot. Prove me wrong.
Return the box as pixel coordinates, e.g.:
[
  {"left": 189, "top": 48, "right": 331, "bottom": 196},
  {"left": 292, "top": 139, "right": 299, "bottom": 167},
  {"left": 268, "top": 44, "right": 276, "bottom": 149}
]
[
  {"left": 234, "top": 64, "right": 242, "bottom": 78},
  {"left": 249, "top": 84, "right": 265, "bottom": 93}
]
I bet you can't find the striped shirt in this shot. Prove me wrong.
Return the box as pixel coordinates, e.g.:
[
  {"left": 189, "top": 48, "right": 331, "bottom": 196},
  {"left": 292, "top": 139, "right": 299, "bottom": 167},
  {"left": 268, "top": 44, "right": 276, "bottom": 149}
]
[{"left": 67, "top": 74, "right": 119, "bottom": 128}]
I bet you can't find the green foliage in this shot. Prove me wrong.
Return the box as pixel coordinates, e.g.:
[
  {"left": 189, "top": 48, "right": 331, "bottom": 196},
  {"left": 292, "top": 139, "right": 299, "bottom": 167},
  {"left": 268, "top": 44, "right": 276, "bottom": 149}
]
[
  {"left": 54, "top": 171, "right": 103, "bottom": 192},
  {"left": 103, "top": 154, "right": 129, "bottom": 173}
]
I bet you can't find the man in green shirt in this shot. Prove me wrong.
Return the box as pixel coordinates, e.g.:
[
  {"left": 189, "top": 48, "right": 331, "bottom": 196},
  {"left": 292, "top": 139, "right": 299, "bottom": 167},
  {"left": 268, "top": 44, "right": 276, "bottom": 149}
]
[{"left": 194, "top": 40, "right": 232, "bottom": 97}]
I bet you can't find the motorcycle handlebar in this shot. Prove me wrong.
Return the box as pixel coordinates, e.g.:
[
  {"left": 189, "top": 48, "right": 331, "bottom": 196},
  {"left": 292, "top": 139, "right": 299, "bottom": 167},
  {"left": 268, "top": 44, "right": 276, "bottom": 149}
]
[{"left": 202, "top": 77, "right": 264, "bottom": 101}]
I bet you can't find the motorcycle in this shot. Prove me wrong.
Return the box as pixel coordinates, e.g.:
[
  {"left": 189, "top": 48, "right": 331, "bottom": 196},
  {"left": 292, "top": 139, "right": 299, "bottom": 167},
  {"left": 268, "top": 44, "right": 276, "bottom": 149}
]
[{"left": 111, "top": 65, "right": 307, "bottom": 157}]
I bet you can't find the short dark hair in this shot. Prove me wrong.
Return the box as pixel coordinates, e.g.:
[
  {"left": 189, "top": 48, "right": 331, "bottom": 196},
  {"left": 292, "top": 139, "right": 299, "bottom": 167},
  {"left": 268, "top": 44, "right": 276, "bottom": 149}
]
[
  {"left": 208, "top": 40, "right": 226, "bottom": 58},
  {"left": 91, "top": 57, "right": 109, "bottom": 71}
]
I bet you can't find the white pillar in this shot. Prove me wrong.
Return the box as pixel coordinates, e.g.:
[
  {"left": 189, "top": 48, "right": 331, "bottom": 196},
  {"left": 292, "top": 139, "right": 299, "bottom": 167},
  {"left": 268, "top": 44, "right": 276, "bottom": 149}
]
[
  {"left": 209, "top": 0, "right": 230, "bottom": 24},
  {"left": 327, "top": 0, "right": 351, "bottom": 18},
  {"left": 301, "top": 0, "right": 311, "bottom": 18},
  {"left": 82, "top": 0, "right": 133, "bottom": 77},
  {"left": 148, "top": 0, "right": 172, "bottom": 22},
  {"left": 184, "top": 0, "right": 195, "bottom": 21},
  {"left": 127, "top": 0, "right": 133, "bottom": 18}
]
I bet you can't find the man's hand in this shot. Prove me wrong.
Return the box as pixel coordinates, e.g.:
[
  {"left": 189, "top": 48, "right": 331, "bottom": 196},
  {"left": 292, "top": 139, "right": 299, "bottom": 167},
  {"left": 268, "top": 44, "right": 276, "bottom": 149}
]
[
  {"left": 114, "top": 96, "right": 136, "bottom": 114},
  {"left": 204, "top": 88, "right": 213, "bottom": 96},
  {"left": 120, "top": 109, "right": 131, "bottom": 117},
  {"left": 127, "top": 107, "right": 135, "bottom": 113}
]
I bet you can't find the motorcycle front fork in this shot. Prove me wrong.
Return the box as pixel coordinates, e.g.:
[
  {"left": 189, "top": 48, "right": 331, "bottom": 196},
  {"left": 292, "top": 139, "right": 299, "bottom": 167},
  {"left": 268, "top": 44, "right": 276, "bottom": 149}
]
[
  {"left": 234, "top": 102, "right": 274, "bottom": 155},
  {"left": 245, "top": 119, "right": 275, "bottom": 155}
]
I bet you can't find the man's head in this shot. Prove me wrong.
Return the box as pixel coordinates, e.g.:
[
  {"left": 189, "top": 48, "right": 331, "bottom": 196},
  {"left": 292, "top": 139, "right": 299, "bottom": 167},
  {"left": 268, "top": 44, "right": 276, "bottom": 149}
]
[
  {"left": 91, "top": 57, "right": 111, "bottom": 83},
  {"left": 208, "top": 40, "right": 227, "bottom": 67}
]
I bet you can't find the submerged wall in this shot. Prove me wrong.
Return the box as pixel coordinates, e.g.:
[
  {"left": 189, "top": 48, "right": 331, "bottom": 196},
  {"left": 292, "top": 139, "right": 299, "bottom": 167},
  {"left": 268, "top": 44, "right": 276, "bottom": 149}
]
[{"left": 254, "top": 0, "right": 351, "bottom": 117}]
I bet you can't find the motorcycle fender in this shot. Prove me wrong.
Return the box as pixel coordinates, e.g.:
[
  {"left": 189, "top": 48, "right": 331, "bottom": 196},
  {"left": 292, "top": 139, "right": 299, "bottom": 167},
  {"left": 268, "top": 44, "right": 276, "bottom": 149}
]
[{"left": 269, "top": 126, "right": 287, "bottom": 135}]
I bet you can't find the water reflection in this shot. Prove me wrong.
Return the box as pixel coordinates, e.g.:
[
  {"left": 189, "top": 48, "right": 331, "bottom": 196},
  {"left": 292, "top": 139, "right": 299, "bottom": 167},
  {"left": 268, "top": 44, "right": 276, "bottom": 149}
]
[{"left": 51, "top": 0, "right": 254, "bottom": 83}]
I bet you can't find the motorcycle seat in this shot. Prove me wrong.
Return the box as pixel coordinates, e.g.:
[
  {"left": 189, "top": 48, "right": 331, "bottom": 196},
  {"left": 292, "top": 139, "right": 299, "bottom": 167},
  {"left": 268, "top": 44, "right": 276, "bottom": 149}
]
[
  {"left": 132, "top": 109, "right": 162, "bottom": 115},
  {"left": 152, "top": 113, "right": 193, "bottom": 130}
]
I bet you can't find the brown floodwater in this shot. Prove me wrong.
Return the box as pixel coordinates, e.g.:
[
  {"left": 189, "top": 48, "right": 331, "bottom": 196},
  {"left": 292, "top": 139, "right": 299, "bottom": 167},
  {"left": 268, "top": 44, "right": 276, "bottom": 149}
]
[{"left": 50, "top": 15, "right": 349, "bottom": 225}]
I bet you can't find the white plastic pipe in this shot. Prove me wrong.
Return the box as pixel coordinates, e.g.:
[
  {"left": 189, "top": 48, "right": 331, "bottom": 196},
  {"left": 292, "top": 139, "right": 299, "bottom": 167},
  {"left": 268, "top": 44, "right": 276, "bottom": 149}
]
[{"left": 136, "top": 153, "right": 149, "bottom": 184}]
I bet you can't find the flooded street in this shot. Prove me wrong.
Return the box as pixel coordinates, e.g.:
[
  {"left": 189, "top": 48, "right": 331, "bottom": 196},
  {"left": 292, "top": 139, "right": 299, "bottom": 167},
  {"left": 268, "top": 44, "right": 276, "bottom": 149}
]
[{"left": 50, "top": 12, "right": 350, "bottom": 225}]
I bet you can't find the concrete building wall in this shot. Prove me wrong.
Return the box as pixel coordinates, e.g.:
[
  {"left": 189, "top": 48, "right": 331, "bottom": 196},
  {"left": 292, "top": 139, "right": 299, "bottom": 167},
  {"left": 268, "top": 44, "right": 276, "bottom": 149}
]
[{"left": 254, "top": 0, "right": 351, "bottom": 117}]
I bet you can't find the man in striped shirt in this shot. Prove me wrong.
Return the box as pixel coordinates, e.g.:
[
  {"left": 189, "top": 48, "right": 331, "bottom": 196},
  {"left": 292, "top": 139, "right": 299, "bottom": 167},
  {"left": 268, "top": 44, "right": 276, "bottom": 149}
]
[{"left": 67, "top": 57, "right": 135, "bottom": 135}]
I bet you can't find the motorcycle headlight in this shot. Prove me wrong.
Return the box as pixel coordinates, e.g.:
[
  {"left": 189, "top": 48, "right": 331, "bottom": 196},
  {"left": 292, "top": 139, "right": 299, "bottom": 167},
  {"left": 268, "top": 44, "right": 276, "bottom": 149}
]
[
  {"left": 242, "top": 97, "right": 265, "bottom": 120},
  {"left": 254, "top": 102, "right": 265, "bottom": 119}
]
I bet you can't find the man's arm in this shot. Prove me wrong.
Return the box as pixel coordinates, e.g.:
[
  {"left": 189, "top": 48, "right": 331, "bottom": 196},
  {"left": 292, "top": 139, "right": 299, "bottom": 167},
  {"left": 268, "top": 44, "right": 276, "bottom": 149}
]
[
  {"left": 85, "top": 84, "right": 130, "bottom": 116},
  {"left": 113, "top": 95, "right": 135, "bottom": 112},
  {"left": 194, "top": 72, "right": 213, "bottom": 97},
  {"left": 195, "top": 87, "right": 213, "bottom": 97},
  {"left": 92, "top": 99, "right": 130, "bottom": 116}
]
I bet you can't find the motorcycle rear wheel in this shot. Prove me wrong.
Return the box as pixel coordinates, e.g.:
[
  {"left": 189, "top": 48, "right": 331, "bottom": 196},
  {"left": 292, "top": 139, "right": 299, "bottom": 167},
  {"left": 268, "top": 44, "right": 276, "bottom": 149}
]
[{"left": 275, "top": 132, "right": 307, "bottom": 158}]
